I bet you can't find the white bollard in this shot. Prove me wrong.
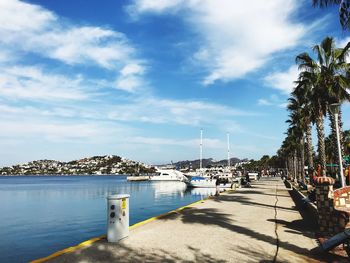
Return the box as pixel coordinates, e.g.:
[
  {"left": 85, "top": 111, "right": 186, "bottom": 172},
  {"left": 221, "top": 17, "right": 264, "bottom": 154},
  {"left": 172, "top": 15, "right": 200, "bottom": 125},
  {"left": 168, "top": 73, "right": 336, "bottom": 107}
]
[{"left": 107, "top": 194, "right": 130, "bottom": 242}]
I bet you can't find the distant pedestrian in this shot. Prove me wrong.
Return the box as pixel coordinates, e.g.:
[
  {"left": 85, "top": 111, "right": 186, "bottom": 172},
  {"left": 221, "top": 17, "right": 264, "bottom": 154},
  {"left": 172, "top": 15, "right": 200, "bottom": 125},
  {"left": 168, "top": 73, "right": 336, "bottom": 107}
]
[
  {"left": 245, "top": 173, "right": 250, "bottom": 183},
  {"left": 215, "top": 176, "right": 220, "bottom": 196}
]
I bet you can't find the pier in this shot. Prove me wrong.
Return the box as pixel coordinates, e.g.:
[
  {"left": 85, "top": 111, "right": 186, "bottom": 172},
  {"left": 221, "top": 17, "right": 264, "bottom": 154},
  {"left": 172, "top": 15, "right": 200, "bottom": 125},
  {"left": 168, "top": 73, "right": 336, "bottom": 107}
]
[{"left": 36, "top": 178, "right": 345, "bottom": 262}]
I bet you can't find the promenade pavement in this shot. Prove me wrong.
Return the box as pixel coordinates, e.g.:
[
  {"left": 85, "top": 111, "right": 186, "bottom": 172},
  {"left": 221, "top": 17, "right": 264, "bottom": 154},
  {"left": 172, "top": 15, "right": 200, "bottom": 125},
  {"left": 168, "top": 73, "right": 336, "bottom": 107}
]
[{"left": 47, "top": 178, "right": 344, "bottom": 262}]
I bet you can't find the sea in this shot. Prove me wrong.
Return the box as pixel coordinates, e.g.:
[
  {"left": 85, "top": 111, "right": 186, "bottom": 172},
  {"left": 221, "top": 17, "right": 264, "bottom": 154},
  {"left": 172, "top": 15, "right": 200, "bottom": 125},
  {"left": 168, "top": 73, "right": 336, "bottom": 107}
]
[{"left": 0, "top": 176, "right": 215, "bottom": 263}]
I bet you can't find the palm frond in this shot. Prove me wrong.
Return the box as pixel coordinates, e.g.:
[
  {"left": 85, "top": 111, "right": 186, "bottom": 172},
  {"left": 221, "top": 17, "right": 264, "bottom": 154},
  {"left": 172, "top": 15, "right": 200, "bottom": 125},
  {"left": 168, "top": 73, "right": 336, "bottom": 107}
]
[
  {"left": 312, "top": 0, "right": 342, "bottom": 7},
  {"left": 340, "top": 0, "right": 350, "bottom": 30}
]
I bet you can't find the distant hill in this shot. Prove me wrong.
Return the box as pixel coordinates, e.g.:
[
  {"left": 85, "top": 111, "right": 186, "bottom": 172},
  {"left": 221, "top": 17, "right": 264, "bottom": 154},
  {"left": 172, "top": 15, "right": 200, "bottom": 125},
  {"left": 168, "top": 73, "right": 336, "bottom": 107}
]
[
  {"left": 0, "top": 155, "right": 250, "bottom": 176},
  {"left": 0, "top": 155, "right": 155, "bottom": 176},
  {"left": 172, "top": 157, "right": 247, "bottom": 170}
]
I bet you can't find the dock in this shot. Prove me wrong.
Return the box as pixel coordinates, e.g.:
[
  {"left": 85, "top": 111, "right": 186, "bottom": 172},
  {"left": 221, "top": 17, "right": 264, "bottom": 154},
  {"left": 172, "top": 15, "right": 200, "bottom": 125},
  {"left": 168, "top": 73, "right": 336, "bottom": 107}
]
[{"left": 36, "top": 178, "right": 347, "bottom": 262}]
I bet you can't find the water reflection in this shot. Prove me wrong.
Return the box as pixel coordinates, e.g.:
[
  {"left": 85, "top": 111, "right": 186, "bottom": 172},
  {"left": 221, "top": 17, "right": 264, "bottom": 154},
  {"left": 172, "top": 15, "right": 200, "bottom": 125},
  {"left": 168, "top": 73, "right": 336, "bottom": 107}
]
[
  {"left": 152, "top": 181, "right": 187, "bottom": 199},
  {"left": 190, "top": 187, "right": 216, "bottom": 196}
]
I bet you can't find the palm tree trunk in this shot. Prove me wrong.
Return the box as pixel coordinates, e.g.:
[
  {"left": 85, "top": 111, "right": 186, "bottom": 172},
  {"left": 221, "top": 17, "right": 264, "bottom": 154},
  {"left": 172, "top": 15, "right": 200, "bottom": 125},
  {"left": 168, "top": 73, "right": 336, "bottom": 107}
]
[
  {"left": 316, "top": 111, "right": 326, "bottom": 176},
  {"left": 306, "top": 121, "right": 314, "bottom": 170},
  {"left": 300, "top": 135, "right": 305, "bottom": 183},
  {"left": 328, "top": 108, "right": 345, "bottom": 168},
  {"left": 298, "top": 150, "right": 302, "bottom": 181},
  {"left": 288, "top": 156, "right": 293, "bottom": 178},
  {"left": 297, "top": 155, "right": 300, "bottom": 180},
  {"left": 285, "top": 160, "right": 288, "bottom": 176},
  {"left": 338, "top": 108, "right": 345, "bottom": 157},
  {"left": 294, "top": 150, "right": 297, "bottom": 180},
  {"left": 328, "top": 109, "right": 340, "bottom": 164}
]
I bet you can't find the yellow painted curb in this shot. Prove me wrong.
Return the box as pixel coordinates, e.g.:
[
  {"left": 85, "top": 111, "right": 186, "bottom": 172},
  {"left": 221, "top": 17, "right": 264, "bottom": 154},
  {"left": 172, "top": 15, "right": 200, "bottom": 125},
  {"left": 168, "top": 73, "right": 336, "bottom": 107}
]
[
  {"left": 30, "top": 235, "right": 106, "bottom": 263},
  {"left": 30, "top": 197, "right": 209, "bottom": 263}
]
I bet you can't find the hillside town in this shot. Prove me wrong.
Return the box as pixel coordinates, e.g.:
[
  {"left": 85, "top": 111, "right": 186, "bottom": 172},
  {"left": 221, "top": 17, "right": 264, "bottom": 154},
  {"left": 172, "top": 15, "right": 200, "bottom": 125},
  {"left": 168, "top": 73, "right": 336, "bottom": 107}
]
[{"left": 0, "top": 155, "right": 155, "bottom": 176}]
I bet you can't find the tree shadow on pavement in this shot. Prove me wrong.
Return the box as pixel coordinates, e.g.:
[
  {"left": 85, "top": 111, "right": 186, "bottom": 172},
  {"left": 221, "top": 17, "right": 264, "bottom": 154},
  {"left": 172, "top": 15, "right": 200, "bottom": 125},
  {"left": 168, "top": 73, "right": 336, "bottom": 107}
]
[
  {"left": 213, "top": 194, "right": 298, "bottom": 212},
  {"left": 49, "top": 239, "right": 227, "bottom": 263},
  {"left": 231, "top": 245, "right": 275, "bottom": 262},
  {"left": 157, "top": 205, "right": 340, "bottom": 261},
  {"left": 266, "top": 218, "right": 315, "bottom": 239},
  {"left": 239, "top": 190, "right": 290, "bottom": 197}
]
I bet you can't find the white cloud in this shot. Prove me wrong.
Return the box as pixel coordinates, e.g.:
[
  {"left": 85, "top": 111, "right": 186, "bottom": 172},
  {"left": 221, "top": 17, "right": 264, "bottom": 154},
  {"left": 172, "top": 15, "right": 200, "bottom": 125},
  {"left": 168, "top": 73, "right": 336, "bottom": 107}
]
[
  {"left": 129, "top": 136, "right": 270, "bottom": 160},
  {"left": 278, "top": 102, "right": 289, "bottom": 108},
  {"left": 127, "top": 135, "right": 273, "bottom": 162},
  {"left": 115, "top": 62, "right": 146, "bottom": 92},
  {"left": 0, "top": 66, "right": 89, "bottom": 101},
  {"left": 258, "top": 99, "right": 272, "bottom": 106},
  {"left": 0, "top": 104, "right": 83, "bottom": 119},
  {"left": 127, "top": 0, "right": 188, "bottom": 16},
  {"left": 336, "top": 36, "right": 350, "bottom": 48},
  {"left": 107, "top": 96, "right": 256, "bottom": 126},
  {"left": 0, "top": 89, "right": 254, "bottom": 132},
  {"left": 0, "top": 0, "right": 55, "bottom": 33},
  {"left": 257, "top": 94, "right": 289, "bottom": 108},
  {"left": 120, "top": 63, "right": 145, "bottom": 76},
  {"left": 0, "top": 112, "right": 135, "bottom": 144},
  {"left": 0, "top": 121, "right": 97, "bottom": 141},
  {"left": 264, "top": 65, "right": 299, "bottom": 94},
  {"left": 128, "top": 0, "right": 306, "bottom": 84},
  {"left": 336, "top": 37, "right": 350, "bottom": 63},
  {"left": 0, "top": 50, "right": 13, "bottom": 63},
  {"left": 0, "top": 1, "right": 152, "bottom": 100},
  {"left": 33, "top": 27, "right": 134, "bottom": 69},
  {"left": 115, "top": 76, "right": 144, "bottom": 93},
  {"left": 0, "top": 0, "right": 138, "bottom": 70},
  {"left": 130, "top": 136, "right": 225, "bottom": 149}
]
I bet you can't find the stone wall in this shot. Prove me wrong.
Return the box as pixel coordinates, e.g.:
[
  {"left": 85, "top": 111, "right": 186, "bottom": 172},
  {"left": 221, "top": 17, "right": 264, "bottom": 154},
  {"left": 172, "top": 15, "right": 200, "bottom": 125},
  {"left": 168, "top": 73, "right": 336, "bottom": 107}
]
[
  {"left": 334, "top": 186, "right": 350, "bottom": 208},
  {"left": 315, "top": 177, "right": 350, "bottom": 237}
]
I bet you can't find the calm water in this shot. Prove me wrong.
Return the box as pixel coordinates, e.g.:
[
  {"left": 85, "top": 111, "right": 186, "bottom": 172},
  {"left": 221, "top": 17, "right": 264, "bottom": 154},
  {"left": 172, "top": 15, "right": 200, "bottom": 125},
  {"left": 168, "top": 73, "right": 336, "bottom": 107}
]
[{"left": 0, "top": 176, "right": 215, "bottom": 263}]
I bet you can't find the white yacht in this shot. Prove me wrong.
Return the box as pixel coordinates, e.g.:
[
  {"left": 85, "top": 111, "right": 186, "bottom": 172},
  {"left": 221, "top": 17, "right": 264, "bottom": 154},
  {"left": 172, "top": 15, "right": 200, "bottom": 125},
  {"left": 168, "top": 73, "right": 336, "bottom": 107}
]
[
  {"left": 248, "top": 172, "right": 259, "bottom": 181},
  {"left": 149, "top": 169, "right": 186, "bottom": 181},
  {"left": 184, "top": 176, "right": 233, "bottom": 188}
]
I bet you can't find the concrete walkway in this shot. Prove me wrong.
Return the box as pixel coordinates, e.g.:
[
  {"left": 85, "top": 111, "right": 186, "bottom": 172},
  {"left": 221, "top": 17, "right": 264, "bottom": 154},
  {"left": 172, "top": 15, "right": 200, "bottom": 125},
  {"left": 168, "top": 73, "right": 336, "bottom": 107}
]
[{"left": 47, "top": 178, "right": 343, "bottom": 262}]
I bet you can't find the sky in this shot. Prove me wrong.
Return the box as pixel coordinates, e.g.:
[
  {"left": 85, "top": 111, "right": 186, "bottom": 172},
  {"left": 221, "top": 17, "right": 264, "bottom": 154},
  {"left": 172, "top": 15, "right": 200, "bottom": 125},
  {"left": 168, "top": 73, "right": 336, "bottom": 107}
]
[{"left": 1, "top": 0, "right": 350, "bottom": 166}]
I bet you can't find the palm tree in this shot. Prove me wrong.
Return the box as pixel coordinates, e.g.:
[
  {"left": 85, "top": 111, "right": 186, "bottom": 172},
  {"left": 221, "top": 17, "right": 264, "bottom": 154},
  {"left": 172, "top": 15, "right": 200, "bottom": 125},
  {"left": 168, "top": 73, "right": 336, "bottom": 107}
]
[
  {"left": 296, "top": 36, "right": 350, "bottom": 176},
  {"left": 343, "top": 130, "right": 350, "bottom": 156},
  {"left": 292, "top": 79, "right": 315, "bottom": 172},
  {"left": 313, "top": 0, "right": 350, "bottom": 30},
  {"left": 294, "top": 59, "right": 328, "bottom": 175},
  {"left": 287, "top": 97, "right": 307, "bottom": 182},
  {"left": 325, "top": 132, "right": 337, "bottom": 164},
  {"left": 313, "top": 37, "right": 350, "bottom": 164},
  {"left": 280, "top": 133, "right": 299, "bottom": 179}
]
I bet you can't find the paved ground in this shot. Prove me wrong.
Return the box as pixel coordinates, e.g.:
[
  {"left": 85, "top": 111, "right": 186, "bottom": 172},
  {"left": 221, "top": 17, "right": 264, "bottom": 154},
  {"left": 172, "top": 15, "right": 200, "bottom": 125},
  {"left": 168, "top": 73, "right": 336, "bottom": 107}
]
[{"left": 47, "top": 178, "right": 346, "bottom": 262}]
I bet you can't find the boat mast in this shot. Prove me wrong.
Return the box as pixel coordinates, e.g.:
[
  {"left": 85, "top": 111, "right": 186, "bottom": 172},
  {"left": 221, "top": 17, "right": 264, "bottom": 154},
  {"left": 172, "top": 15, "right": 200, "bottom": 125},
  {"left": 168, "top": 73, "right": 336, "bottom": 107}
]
[
  {"left": 227, "top": 132, "right": 230, "bottom": 167},
  {"left": 200, "top": 129, "right": 203, "bottom": 170}
]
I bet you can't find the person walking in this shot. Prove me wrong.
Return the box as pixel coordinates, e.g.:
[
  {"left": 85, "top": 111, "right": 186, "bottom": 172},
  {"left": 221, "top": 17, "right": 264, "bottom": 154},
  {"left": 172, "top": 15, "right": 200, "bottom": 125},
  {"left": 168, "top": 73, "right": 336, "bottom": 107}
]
[{"left": 215, "top": 176, "right": 220, "bottom": 196}]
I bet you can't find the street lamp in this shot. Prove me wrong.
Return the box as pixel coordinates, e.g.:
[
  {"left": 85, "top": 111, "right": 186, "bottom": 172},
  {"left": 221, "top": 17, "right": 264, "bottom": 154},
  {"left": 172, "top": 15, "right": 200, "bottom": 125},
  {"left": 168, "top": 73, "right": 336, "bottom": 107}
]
[{"left": 329, "top": 103, "right": 346, "bottom": 187}]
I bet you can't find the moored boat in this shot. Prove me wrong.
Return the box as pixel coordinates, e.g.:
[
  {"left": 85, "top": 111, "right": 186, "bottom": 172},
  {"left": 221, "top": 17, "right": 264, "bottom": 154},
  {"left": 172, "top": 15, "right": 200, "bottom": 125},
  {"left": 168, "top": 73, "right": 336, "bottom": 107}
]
[
  {"left": 185, "top": 176, "right": 233, "bottom": 188},
  {"left": 149, "top": 169, "right": 186, "bottom": 181},
  {"left": 248, "top": 172, "right": 259, "bottom": 181},
  {"left": 127, "top": 175, "right": 150, "bottom": 181}
]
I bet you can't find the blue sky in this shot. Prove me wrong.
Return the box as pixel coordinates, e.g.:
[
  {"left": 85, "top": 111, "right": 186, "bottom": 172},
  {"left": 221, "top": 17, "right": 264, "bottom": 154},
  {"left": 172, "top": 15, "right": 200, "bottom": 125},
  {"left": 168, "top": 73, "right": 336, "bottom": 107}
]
[{"left": 1, "top": 0, "right": 350, "bottom": 166}]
